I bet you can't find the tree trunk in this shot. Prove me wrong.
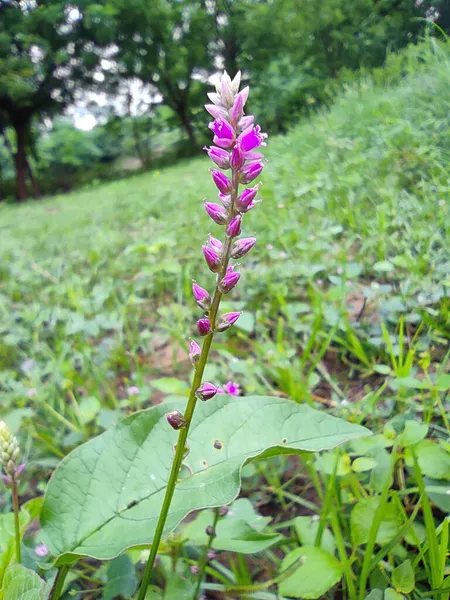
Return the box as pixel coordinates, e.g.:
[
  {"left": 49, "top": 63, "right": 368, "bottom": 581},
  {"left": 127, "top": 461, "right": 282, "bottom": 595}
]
[
  {"left": 179, "top": 107, "right": 197, "bottom": 148},
  {"left": 12, "top": 119, "right": 29, "bottom": 201},
  {"left": 26, "top": 157, "right": 40, "bottom": 199}
]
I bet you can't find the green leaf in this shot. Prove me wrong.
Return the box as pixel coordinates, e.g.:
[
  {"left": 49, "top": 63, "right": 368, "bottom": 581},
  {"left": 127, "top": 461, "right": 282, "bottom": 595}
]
[
  {"left": 164, "top": 573, "right": 194, "bottom": 599},
  {"left": 279, "top": 546, "right": 343, "bottom": 599},
  {"left": 392, "top": 559, "right": 414, "bottom": 593},
  {"left": 424, "top": 478, "right": 450, "bottom": 513},
  {"left": 41, "top": 395, "right": 369, "bottom": 563},
  {"left": 78, "top": 396, "right": 101, "bottom": 424},
  {"left": 407, "top": 440, "right": 450, "bottom": 479},
  {"left": 103, "top": 555, "right": 137, "bottom": 599},
  {"left": 294, "top": 516, "right": 336, "bottom": 555},
  {"left": 373, "top": 261, "right": 394, "bottom": 272},
  {"left": 351, "top": 498, "right": 403, "bottom": 545},
  {"left": 352, "top": 457, "right": 377, "bottom": 472},
  {"left": 384, "top": 588, "right": 405, "bottom": 600},
  {"left": 364, "top": 591, "right": 383, "bottom": 600},
  {"left": 398, "top": 421, "right": 428, "bottom": 447},
  {"left": 3, "top": 564, "right": 44, "bottom": 600},
  {"left": 151, "top": 378, "right": 189, "bottom": 395},
  {"left": 181, "top": 499, "right": 280, "bottom": 554}
]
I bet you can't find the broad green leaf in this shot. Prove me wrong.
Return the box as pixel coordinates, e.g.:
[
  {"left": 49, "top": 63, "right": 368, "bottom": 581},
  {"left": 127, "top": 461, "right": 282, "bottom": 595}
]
[
  {"left": 364, "top": 591, "right": 383, "bottom": 600},
  {"left": 103, "top": 555, "right": 137, "bottom": 599},
  {"left": 279, "top": 546, "right": 343, "bottom": 599},
  {"left": 151, "top": 378, "right": 189, "bottom": 395},
  {"left": 352, "top": 457, "right": 376, "bottom": 472},
  {"left": 78, "top": 396, "right": 101, "bottom": 424},
  {"left": 384, "top": 588, "right": 404, "bottom": 600},
  {"left": 392, "top": 559, "right": 414, "bottom": 593},
  {"left": 351, "top": 498, "right": 403, "bottom": 546},
  {"left": 294, "top": 516, "right": 336, "bottom": 555},
  {"left": 424, "top": 478, "right": 450, "bottom": 513},
  {"left": 406, "top": 440, "right": 450, "bottom": 479},
  {"left": 181, "top": 500, "right": 281, "bottom": 554},
  {"left": 164, "top": 573, "right": 193, "bottom": 599},
  {"left": 3, "top": 564, "right": 44, "bottom": 600},
  {"left": 41, "top": 395, "right": 369, "bottom": 562},
  {"left": 0, "top": 507, "right": 35, "bottom": 586},
  {"left": 373, "top": 261, "right": 394, "bottom": 272},
  {"left": 397, "top": 421, "right": 428, "bottom": 447}
]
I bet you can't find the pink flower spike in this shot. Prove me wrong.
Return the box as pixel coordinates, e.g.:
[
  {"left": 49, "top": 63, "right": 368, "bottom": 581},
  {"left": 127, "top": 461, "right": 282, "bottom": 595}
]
[
  {"left": 204, "top": 104, "right": 229, "bottom": 120},
  {"left": 197, "top": 318, "right": 212, "bottom": 336},
  {"left": 240, "top": 161, "right": 264, "bottom": 184},
  {"left": 219, "top": 269, "right": 241, "bottom": 293},
  {"left": 211, "top": 169, "right": 232, "bottom": 194},
  {"left": 193, "top": 282, "right": 211, "bottom": 309},
  {"left": 223, "top": 381, "right": 241, "bottom": 396},
  {"left": 231, "top": 237, "right": 256, "bottom": 259},
  {"left": 189, "top": 340, "right": 201, "bottom": 365},
  {"left": 204, "top": 202, "right": 228, "bottom": 225},
  {"left": 208, "top": 234, "right": 223, "bottom": 253},
  {"left": 227, "top": 215, "right": 242, "bottom": 238},
  {"left": 209, "top": 119, "right": 235, "bottom": 148},
  {"left": 202, "top": 245, "right": 222, "bottom": 272},
  {"left": 216, "top": 311, "right": 242, "bottom": 332},
  {"left": 236, "top": 186, "right": 259, "bottom": 212},
  {"left": 230, "top": 141, "right": 245, "bottom": 170},
  {"left": 196, "top": 382, "right": 218, "bottom": 401},
  {"left": 204, "top": 146, "right": 230, "bottom": 169}
]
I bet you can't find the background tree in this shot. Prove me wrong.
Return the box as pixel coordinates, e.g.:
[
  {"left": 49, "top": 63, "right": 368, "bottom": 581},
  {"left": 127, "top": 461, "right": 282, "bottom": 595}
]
[{"left": 0, "top": 0, "right": 114, "bottom": 200}]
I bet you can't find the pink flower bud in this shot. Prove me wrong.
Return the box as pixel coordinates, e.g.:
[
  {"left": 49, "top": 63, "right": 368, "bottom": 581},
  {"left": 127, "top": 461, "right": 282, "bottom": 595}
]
[
  {"left": 205, "top": 525, "right": 216, "bottom": 537},
  {"left": 229, "top": 87, "right": 249, "bottom": 124},
  {"left": 230, "top": 141, "right": 245, "bottom": 170},
  {"left": 218, "top": 268, "right": 241, "bottom": 293},
  {"left": 227, "top": 215, "right": 242, "bottom": 238},
  {"left": 216, "top": 311, "right": 241, "bottom": 332},
  {"left": 190, "top": 565, "right": 200, "bottom": 575},
  {"left": 236, "top": 186, "right": 259, "bottom": 212},
  {"left": 35, "top": 543, "right": 49, "bottom": 558},
  {"left": 167, "top": 410, "right": 187, "bottom": 430},
  {"left": 238, "top": 115, "right": 254, "bottom": 131},
  {"left": 208, "top": 234, "right": 223, "bottom": 253},
  {"left": 197, "top": 318, "right": 212, "bottom": 336},
  {"left": 204, "top": 202, "right": 228, "bottom": 225},
  {"left": 204, "top": 146, "right": 230, "bottom": 169},
  {"left": 221, "top": 78, "right": 234, "bottom": 108},
  {"left": 14, "top": 463, "right": 26, "bottom": 479},
  {"left": 196, "top": 382, "right": 218, "bottom": 400},
  {"left": 209, "top": 119, "right": 235, "bottom": 148},
  {"left": 189, "top": 340, "right": 201, "bottom": 365},
  {"left": 211, "top": 169, "right": 232, "bottom": 194},
  {"left": 192, "top": 282, "right": 211, "bottom": 309},
  {"left": 127, "top": 385, "right": 140, "bottom": 396},
  {"left": 208, "top": 550, "right": 216, "bottom": 560},
  {"left": 219, "top": 505, "right": 229, "bottom": 516},
  {"left": 238, "top": 125, "right": 267, "bottom": 152},
  {"left": 205, "top": 104, "right": 229, "bottom": 120},
  {"left": 202, "top": 245, "right": 222, "bottom": 272},
  {"left": 1, "top": 474, "right": 12, "bottom": 487},
  {"left": 239, "top": 161, "right": 264, "bottom": 184},
  {"left": 218, "top": 193, "right": 232, "bottom": 210},
  {"left": 231, "top": 236, "right": 256, "bottom": 259}
]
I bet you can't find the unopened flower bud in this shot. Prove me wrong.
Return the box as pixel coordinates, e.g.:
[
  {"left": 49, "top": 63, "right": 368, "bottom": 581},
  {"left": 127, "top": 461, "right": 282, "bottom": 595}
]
[
  {"left": 240, "top": 161, "right": 264, "bottom": 184},
  {"left": 202, "top": 245, "right": 222, "bottom": 272},
  {"left": 208, "top": 234, "right": 223, "bottom": 253},
  {"left": 218, "top": 268, "right": 241, "bottom": 293},
  {"left": 205, "top": 104, "right": 229, "bottom": 121},
  {"left": 229, "top": 87, "right": 249, "bottom": 124},
  {"left": 192, "top": 282, "right": 211, "bottom": 310},
  {"left": 236, "top": 186, "right": 259, "bottom": 212},
  {"left": 216, "top": 311, "right": 241, "bottom": 332},
  {"left": 197, "top": 318, "right": 212, "bottom": 336},
  {"left": 230, "top": 71, "right": 241, "bottom": 94},
  {"left": 220, "top": 77, "right": 234, "bottom": 108},
  {"left": 190, "top": 565, "right": 200, "bottom": 575},
  {"left": 238, "top": 115, "right": 254, "bottom": 132},
  {"left": 211, "top": 169, "right": 232, "bottom": 194},
  {"left": 218, "top": 193, "right": 232, "bottom": 210},
  {"left": 196, "top": 382, "right": 218, "bottom": 401},
  {"left": 204, "top": 146, "right": 230, "bottom": 169},
  {"left": 208, "top": 550, "right": 216, "bottom": 560},
  {"left": 166, "top": 410, "right": 187, "bottom": 430},
  {"left": 231, "top": 237, "right": 256, "bottom": 259},
  {"left": 0, "top": 421, "right": 20, "bottom": 478},
  {"left": 227, "top": 215, "right": 242, "bottom": 238},
  {"left": 204, "top": 202, "right": 228, "bottom": 225},
  {"left": 219, "top": 505, "right": 229, "bottom": 517},
  {"left": 189, "top": 340, "right": 201, "bottom": 365},
  {"left": 205, "top": 525, "right": 216, "bottom": 537},
  {"left": 230, "top": 142, "right": 245, "bottom": 170}
]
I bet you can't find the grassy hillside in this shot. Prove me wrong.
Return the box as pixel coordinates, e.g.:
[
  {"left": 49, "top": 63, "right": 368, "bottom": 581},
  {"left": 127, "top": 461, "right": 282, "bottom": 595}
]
[{"left": 0, "top": 40, "right": 449, "bottom": 437}]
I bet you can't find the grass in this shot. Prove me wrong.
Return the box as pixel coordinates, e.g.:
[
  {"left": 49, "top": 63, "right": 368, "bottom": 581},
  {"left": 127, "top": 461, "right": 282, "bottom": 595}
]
[{"left": 0, "top": 39, "right": 449, "bottom": 600}]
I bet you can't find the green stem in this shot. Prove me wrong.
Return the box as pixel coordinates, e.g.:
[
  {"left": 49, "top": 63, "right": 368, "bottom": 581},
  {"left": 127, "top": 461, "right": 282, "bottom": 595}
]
[
  {"left": 193, "top": 509, "right": 220, "bottom": 599},
  {"left": 12, "top": 480, "right": 21, "bottom": 563},
  {"left": 49, "top": 566, "right": 70, "bottom": 600},
  {"left": 136, "top": 173, "right": 240, "bottom": 600}
]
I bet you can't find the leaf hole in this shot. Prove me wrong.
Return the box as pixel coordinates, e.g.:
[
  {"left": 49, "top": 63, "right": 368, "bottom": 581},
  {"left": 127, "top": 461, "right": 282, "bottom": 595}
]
[
  {"left": 201, "top": 459, "right": 208, "bottom": 468},
  {"left": 282, "top": 438, "right": 287, "bottom": 444},
  {"left": 213, "top": 440, "right": 223, "bottom": 450}
]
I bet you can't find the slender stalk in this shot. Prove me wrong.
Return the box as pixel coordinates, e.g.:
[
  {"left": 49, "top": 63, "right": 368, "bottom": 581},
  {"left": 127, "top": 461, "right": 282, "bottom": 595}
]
[
  {"left": 193, "top": 508, "right": 221, "bottom": 599},
  {"left": 49, "top": 566, "right": 70, "bottom": 600},
  {"left": 136, "top": 174, "right": 240, "bottom": 600},
  {"left": 12, "top": 480, "right": 21, "bottom": 563}
]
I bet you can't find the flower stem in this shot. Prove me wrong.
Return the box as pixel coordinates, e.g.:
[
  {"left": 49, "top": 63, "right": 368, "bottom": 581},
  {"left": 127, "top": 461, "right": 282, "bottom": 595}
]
[
  {"left": 12, "top": 480, "right": 21, "bottom": 563},
  {"left": 136, "top": 175, "right": 238, "bottom": 600},
  {"left": 192, "top": 508, "right": 220, "bottom": 600}
]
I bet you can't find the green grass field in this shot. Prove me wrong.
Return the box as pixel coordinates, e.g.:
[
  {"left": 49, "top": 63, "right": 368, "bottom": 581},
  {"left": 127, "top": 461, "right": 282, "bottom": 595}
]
[{"left": 1, "top": 40, "right": 449, "bottom": 600}]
